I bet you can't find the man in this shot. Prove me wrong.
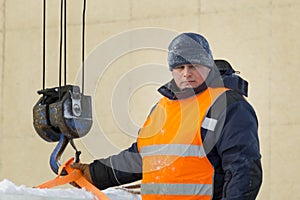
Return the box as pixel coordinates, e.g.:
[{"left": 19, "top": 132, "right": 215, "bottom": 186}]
[{"left": 72, "top": 33, "right": 262, "bottom": 200}]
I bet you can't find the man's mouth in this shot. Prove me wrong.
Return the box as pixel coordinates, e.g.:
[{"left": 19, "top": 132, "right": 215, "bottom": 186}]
[{"left": 182, "top": 80, "right": 195, "bottom": 84}]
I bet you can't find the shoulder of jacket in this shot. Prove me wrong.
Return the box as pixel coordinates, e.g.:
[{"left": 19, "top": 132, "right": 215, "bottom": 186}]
[{"left": 206, "top": 89, "right": 246, "bottom": 119}]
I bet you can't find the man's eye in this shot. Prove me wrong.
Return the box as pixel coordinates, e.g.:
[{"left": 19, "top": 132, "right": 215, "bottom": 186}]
[{"left": 174, "top": 66, "right": 184, "bottom": 70}]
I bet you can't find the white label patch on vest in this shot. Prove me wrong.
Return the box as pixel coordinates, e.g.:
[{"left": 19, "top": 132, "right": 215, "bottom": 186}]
[{"left": 201, "top": 117, "right": 218, "bottom": 131}]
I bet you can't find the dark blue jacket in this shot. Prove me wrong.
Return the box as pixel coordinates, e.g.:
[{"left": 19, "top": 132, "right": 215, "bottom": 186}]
[{"left": 90, "top": 78, "right": 262, "bottom": 200}]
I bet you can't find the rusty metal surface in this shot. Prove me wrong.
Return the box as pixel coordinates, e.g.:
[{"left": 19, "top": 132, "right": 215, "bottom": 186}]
[
  {"left": 33, "top": 85, "right": 93, "bottom": 141},
  {"left": 33, "top": 98, "right": 60, "bottom": 142}
]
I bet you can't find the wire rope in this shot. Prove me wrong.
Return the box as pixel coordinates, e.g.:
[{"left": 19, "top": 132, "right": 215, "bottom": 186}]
[
  {"left": 58, "top": 0, "right": 64, "bottom": 100},
  {"left": 82, "top": 0, "right": 86, "bottom": 95},
  {"left": 64, "top": 0, "right": 67, "bottom": 86},
  {"left": 42, "top": 0, "right": 85, "bottom": 96},
  {"left": 42, "top": 0, "right": 46, "bottom": 90}
]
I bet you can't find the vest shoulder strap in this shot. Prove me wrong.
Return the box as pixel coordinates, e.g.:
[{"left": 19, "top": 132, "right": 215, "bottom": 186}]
[{"left": 202, "top": 89, "right": 246, "bottom": 154}]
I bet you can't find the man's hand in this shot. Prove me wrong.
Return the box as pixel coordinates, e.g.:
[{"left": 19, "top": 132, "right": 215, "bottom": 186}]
[{"left": 70, "top": 162, "right": 93, "bottom": 185}]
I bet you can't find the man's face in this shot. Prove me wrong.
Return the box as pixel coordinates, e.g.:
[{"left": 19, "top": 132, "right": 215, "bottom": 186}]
[{"left": 172, "top": 64, "right": 211, "bottom": 90}]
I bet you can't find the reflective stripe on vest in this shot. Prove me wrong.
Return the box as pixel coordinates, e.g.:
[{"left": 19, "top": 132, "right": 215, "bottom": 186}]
[
  {"left": 202, "top": 117, "right": 218, "bottom": 131},
  {"left": 140, "top": 144, "right": 206, "bottom": 158},
  {"left": 137, "top": 87, "right": 228, "bottom": 199},
  {"left": 141, "top": 183, "right": 212, "bottom": 195}
]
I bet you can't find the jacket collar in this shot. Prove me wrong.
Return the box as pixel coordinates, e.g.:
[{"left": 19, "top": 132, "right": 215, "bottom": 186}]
[{"left": 158, "top": 79, "right": 208, "bottom": 100}]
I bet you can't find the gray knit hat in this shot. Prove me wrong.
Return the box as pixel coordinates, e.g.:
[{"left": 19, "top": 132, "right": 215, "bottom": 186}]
[{"left": 168, "top": 33, "right": 216, "bottom": 70}]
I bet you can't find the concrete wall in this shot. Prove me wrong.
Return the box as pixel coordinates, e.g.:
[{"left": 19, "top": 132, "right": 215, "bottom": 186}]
[{"left": 1, "top": 0, "right": 300, "bottom": 199}]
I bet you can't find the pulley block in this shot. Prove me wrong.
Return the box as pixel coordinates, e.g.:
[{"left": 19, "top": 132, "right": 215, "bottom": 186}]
[{"left": 33, "top": 85, "right": 92, "bottom": 142}]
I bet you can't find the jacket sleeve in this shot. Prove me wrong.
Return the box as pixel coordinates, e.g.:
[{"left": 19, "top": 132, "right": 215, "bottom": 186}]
[
  {"left": 89, "top": 142, "right": 142, "bottom": 190},
  {"left": 215, "top": 100, "right": 262, "bottom": 200},
  {"left": 89, "top": 103, "right": 158, "bottom": 190}
]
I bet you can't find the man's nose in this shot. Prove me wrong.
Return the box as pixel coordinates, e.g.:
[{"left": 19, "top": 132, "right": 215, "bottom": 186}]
[{"left": 183, "top": 66, "right": 192, "bottom": 77}]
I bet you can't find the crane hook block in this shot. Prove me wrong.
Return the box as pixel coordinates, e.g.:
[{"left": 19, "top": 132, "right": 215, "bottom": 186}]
[{"left": 33, "top": 85, "right": 92, "bottom": 142}]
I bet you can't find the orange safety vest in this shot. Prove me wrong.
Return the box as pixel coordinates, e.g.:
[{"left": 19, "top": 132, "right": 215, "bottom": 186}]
[{"left": 137, "top": 87, "right": 227, "bottom": 200}]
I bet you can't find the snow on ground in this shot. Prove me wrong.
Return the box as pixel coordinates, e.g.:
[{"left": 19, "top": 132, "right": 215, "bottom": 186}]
[{"left": 0, "top": 179, "right": 141, "bottom": 200}]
